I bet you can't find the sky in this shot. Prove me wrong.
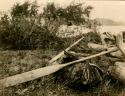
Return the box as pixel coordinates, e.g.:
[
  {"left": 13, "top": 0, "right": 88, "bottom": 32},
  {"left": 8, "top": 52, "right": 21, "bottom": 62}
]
[{"left": 0, "top": 0, "right": 125, "bottom": 22}]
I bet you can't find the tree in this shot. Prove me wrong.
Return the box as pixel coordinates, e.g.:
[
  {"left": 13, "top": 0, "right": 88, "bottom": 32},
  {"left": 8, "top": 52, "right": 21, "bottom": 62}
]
[
  {"left": 42, "top": 3, "right": 93, "bottom": 26},
  {"left": 0, "top": 2, "right": 96, "bottom": 50},
  {"left": 11, "top": 1, "right": 38, "bottom": 17}
]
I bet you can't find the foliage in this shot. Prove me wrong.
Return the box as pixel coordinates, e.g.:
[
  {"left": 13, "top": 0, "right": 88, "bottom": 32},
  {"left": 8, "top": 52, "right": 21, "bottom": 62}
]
[
  {"left": 43, "top": 3, "right": 93, "bottom": 26},
  {"left": 0, "top": 1, "right": 95, "bottom": 50},
  {"left": 11, "top": 1, "right": 38, "bottom": 17},
  {"left": 0, "top": 14, "right": 63, "bottom": 50}
]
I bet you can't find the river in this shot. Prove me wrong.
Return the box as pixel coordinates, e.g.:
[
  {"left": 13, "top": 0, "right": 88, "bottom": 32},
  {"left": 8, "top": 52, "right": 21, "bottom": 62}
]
[
  {"left": 57, "top": 25, "right": 125, "bottom": 38},
  {"left": 98, "top": 25, "right": 125, "bottom": 35}
]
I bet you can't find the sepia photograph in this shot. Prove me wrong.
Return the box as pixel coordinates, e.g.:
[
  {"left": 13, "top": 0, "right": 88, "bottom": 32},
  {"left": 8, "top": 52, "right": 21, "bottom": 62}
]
[{"left": 0, "top": 0, "right": 125, "bottom": 96}]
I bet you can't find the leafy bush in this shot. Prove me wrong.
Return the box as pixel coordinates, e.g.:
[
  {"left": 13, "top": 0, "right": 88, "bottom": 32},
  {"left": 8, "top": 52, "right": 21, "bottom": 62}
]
[
  {"left": 0, "top": 15, "right": 64, "bottom": 50},
  {"left": 0, "top": 1, "right": 95, "bottom": 50}
]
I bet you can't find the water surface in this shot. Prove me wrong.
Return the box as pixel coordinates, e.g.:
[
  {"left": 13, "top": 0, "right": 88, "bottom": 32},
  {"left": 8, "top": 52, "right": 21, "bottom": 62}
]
[{"left": 98, "top": 25, "right": 125, "bottom": 35}]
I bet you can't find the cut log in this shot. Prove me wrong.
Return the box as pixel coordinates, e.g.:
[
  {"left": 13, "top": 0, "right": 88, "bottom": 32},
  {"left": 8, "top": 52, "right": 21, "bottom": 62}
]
[
  {"left": 0, "top": 47, "right": 118, "bottom": 89},
  {"left": 116, "top": 32, "right": 125, "bottom": 58},
  {"left": 88, "top": 43, "right": 108, "bottom": 50},
  {"left": 108, "top": 62, "right": 125, "bottom": 83},
  {"left": 108, "top": 32, "right": 125, "bottom": 83},
  {"left": 111, "top": 32, "right": 125, "bottom": 60},
  {"left": 88, "top": 42, "right": 123, "bottom": 58},
  {"left": 49, "top": 36, "right": 85, "bottom": 64}
]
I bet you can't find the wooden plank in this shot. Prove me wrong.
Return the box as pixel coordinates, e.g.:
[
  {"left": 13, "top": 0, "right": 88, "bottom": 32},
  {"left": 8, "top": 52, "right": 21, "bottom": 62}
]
[{"left": 0, "top": 47, "right": 118, "bottom": 89}]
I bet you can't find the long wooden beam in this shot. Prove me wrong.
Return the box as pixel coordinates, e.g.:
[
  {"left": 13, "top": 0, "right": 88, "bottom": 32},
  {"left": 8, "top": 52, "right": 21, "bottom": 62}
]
[{"left": 0, "top": 47, "right": 118, "bottom": 89}]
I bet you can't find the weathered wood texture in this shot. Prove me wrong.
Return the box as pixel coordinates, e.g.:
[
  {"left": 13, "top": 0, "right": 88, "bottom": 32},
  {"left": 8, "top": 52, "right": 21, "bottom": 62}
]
[
  {"left": 88, "top": 42, "right": 123, "bottom": 58},
  {"left": 0, "top": 64, "right": 64, "bottom": 89},
  {"left": 0, "top": 47, "right": 118, "bottom": 89},
  {"left": 109, "top": 62, "right": 125, "bottom": 83},
  {"left": 88, "top": 43, "right": 108, "bottom": 50},
  {"left": 110, "top": 50, "right": 123, "bottom": 58},
  {"left": 116, "top": 32, "right": 125, "bottom": 58},
  {"left": 49, "top": 36, "right": 85, "bottom": 64},
  {"left": 108, "top": 32, "right": 125, "bottom": 83}
]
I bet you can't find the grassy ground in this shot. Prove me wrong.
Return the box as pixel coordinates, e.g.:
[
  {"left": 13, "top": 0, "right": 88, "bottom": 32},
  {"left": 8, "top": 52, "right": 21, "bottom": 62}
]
[{"left": 0, "top": 50, "right": 125, "bottom": 96}]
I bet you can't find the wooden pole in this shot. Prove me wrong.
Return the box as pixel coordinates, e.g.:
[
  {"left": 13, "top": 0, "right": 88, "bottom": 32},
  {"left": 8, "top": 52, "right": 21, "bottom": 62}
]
[
  {"left": 0, "top": 47, "right": 118, "bottom": 89},
  {"left": 49, "top": 36, "right": 85, "bottom": 64}
]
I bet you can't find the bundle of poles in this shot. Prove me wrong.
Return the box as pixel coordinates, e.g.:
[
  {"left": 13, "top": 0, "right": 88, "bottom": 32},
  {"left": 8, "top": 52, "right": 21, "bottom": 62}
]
[{"left": 0, "top": 31, "right": 125, "bottom": 89}]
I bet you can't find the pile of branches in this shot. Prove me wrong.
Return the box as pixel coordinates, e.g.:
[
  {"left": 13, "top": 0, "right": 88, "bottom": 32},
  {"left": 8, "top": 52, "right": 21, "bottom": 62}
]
[
  {"left": 55, "top": 32, "right": 125, "bottom": 90},
  {"left": 0, "top": 31, "right": 125, "bottom": 91}
]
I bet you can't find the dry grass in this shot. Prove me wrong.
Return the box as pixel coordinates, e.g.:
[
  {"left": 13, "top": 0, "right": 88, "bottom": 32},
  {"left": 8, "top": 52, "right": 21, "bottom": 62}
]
[{"left": 0, "top": 50, "right": 125, "bottom": 96}]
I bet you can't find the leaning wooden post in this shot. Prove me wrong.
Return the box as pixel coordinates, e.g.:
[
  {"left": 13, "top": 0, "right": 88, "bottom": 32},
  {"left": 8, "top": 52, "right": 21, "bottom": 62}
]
[{"left": 49, "top": 36, "right": 85, "bottom": 64}]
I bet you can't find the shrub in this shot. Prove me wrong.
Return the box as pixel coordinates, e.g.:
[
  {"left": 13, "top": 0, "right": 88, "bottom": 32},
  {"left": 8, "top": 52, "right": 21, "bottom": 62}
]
[{"left": 0, "top": 1, "right": 95, "bottom": 50}]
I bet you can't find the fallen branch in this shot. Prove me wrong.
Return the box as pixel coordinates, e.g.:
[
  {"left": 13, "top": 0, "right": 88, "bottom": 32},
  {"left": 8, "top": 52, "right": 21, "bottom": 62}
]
[{"left": 0, "top": 47, "right": 118, "bottom": 89}]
